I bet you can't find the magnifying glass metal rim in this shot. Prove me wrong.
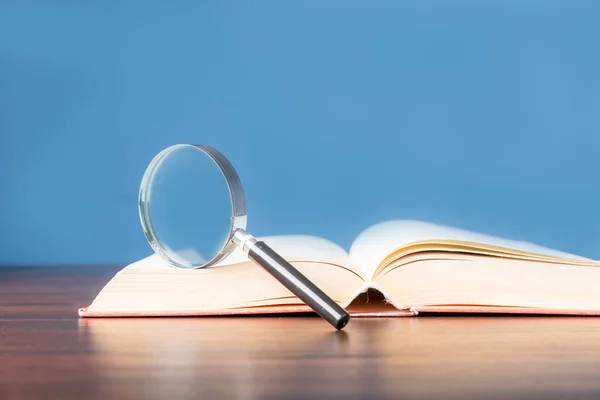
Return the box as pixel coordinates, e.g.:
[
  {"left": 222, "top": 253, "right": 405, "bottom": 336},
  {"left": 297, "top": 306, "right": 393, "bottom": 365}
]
[{"left": 138, "top": 144, "right": 247, "bottom": 269}]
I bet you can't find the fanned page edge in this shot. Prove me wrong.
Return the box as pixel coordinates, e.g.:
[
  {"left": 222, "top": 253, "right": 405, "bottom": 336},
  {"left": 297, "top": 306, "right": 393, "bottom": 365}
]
[{"left": 350, "top": 219, "right": 594, "bottom": 279}]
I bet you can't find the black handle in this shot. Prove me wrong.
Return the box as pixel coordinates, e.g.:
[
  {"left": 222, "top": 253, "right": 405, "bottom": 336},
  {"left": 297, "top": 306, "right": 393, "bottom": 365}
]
[{"left": 248, "top": 241, "right": 350, "bottom": 330}]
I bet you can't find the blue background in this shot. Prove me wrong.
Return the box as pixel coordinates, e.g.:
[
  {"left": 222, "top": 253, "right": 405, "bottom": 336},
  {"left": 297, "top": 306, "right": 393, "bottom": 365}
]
[{"left": 2, "top": 1, "right": 600, "bottom": 265}]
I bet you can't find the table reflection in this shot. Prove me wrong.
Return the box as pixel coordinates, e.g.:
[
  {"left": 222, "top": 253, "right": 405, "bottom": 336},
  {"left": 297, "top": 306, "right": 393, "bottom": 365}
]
[
  {"left": 80, "top": 317, "right": 376, "bottom": 399},
  {"left": 80, "top": 316, "right": 600, "bottom": 399}
]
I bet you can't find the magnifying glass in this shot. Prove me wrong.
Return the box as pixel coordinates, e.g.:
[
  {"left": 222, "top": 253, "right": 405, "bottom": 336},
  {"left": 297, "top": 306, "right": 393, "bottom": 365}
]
[{"left": 138, "top": 144, "right": 350, "bottom": 330}]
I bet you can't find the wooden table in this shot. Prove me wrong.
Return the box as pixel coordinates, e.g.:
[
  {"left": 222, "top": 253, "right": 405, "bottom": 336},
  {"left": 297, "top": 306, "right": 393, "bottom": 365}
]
[{"left": 2, "top": 266, "right": 600, "bottom": 399}]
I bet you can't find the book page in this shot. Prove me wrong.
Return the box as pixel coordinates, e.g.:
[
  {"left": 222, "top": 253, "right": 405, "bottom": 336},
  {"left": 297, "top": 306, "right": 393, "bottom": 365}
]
[
  {"left": 349, "top": 220, "right": 591, "bottom": 280},
  {"left": 218, "top": 234, "right": 356, "bottom": 270},
  {"left": 86, "top": 236, "right": 368, "bottom": 314},
  {"left": 376, "top": 255, "right": 600, "bottom": 311},
  {"left": 139, "top": 234, "right": 358, "bottom": 273},
  {"left": 89, "top": 257, "right": 366, "bottom": 313}
]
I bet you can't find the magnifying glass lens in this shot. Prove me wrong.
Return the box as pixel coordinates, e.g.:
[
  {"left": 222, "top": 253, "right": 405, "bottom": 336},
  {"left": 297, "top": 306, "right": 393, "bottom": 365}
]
[
  {"left": 140, "top": 144, "right": 350, "bottom": 330},
  {"left": 144, "top": 145, "right": 232, "bottom": 267}
]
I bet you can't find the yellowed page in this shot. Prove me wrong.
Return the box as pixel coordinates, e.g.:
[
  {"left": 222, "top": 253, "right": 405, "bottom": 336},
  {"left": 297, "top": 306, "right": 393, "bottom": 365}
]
[
  {"left": 350, "top": 220, "right": 592, "bottom": 279},
  {"left": 376, "top": 255, "right": 600, "bottom": 311},
  {"left": 375, "top": 241, "right": 600, "bottom": 279}
]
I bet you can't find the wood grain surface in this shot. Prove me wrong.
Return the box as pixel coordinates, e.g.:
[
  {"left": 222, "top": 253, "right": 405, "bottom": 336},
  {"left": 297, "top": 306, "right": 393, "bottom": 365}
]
[{"left": 2, "top": 266, "right": 600, "bottom": 399}]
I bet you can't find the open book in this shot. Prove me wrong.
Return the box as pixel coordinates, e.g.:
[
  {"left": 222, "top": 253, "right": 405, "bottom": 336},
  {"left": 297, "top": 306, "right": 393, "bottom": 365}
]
[{"left": 79, "top": 220, "right": 600, "bottom": 317}]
